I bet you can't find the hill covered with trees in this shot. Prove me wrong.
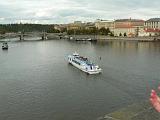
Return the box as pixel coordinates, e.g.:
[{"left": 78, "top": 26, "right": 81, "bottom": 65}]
[{"left": 0, "top": 24, "right": 59, "bottom": 34}]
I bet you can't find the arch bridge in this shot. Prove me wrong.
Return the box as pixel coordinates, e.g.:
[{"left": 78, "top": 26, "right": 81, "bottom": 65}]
[{"left": 0, "top": 32, "right": 65, "bottom": 41}]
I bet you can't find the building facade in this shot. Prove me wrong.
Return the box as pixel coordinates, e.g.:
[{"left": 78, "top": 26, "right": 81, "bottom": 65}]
[
  {"left": 54, "top": 24, "right": 67, "bottom": 32},
  {"left": 67, "top": 21, "right": 84, "bottom": 30},
  {"left": 114, "top": 19, "right": 144, "bottom": 37},
  {"left": 84, "top": 22, "right": 95, "bottom": 30},
  {"left": 144, "top": 18, "right": 160, "bottom": 36},
  {"left": 95, "top": 19, "right": 114, "bottom": 32}
]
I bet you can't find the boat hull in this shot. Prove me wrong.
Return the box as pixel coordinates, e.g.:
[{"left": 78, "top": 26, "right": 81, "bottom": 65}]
[
  {"left": 2, "top": 47, "right": 8, "bottom": 50},
  {"left": 2, "top": 42, "right": 8, "bottom": 50}
]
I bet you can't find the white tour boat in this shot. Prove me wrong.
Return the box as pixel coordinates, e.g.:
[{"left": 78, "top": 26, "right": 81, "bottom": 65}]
[
  {"left": 68, "top": 52, "right": 102, "bottom": 74},
  {"left": 2, "top": 42, "right": 8, "bottom": 50}
]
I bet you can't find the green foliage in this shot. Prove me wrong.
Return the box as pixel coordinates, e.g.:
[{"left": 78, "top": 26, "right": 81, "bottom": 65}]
[
  {"left": 0, "top": 24, "right": 58, "bottom": 33},
  {"left": 0, "top": 24, "right": 113, "bottom": 36},
  {"left": 98, "top": 27, "right": 110, "bottom": 35},
  {"left": 0, "top": 30, "right": 6, "bottom": 34},
  {"left": 67, "top": 27, "right": 112, "bottom": 36},
  {"left": 124, "top": 32, "right": 127, "bottom": 37},
  {"left": 67, "top": 28, "right": 97, "bottom": 35},
  {"left": 110, "top": 32, "right": 114, "bottom": 36},
  {"left": 149, "top": 33, "right": 152, "bottom": 37},
  {"left": 61, "top": 28, "right": 67, "bottom": 33}
]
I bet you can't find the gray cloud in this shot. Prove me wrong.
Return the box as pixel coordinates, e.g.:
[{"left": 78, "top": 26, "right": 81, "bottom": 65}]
[{"left": 0, "top": 0, "right": 160, "bottom": 24}]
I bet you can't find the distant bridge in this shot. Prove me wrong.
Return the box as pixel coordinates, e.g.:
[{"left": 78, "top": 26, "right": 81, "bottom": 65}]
[{"left": 0, "top": 32, "right": 66, "bottom": 41}]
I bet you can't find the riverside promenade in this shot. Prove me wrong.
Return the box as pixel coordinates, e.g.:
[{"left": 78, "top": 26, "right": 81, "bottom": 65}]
[
  {"left": 97, "top": 36, "right": 160, "bottom": 42},
  {"left": 69, "top": 35, "right": 160, "bottom": 42}
]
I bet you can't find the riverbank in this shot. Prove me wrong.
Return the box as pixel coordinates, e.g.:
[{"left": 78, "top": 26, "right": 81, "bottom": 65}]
[
  {"left": 68, "top": 35, "right": 160, "bottom": 42},
  {"left": 1, "top": 33, "right": 160, "bottom": 42},
  {"left": 98, "top": 101, "right": 160, "bottom": 120}
]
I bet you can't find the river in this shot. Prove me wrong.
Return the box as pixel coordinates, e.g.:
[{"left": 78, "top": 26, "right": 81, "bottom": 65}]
[{"left": 0, "top": 40, "right": 160, "bottom": 120}]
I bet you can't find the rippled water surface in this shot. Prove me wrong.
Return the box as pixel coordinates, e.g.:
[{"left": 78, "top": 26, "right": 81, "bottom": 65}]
[{"left": 0, "top": 40, "right": 160, "bottom": 120}]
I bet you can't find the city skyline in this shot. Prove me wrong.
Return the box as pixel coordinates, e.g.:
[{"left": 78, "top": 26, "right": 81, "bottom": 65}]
[{"left": 0, "top": 0, "right": 160, "bottom": 24}]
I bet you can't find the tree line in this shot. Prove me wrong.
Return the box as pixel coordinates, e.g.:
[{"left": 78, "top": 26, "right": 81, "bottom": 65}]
[
  {"left": 67, "top": 27, "right": 114, "bottom": 36},
  {"left": 0, "top": 24, "right": 114, "bottom": 36},
  {"left": 0, "top": 24, "right": 59, "bottom": 34}
]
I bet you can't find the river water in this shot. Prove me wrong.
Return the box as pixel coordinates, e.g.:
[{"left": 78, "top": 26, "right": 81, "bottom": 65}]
[{"left": 0, "top": 40, "right": 160, "bottom": 120}]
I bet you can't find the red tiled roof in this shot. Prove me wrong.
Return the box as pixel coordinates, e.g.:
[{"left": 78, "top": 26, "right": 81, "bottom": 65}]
[
  {"left": 145, "top": 29, "right": 160, "bottom": 32},
  {"left": 115, "top": 19, "right": 144, "bottom": 22}
]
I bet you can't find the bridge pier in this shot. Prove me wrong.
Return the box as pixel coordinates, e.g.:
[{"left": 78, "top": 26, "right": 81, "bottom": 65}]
[
  {"left": 20, "top": 34, "right": 24, "bottom": 41},
  {"left": 42, "top": 32, "right": 47, "bottom": 40}
]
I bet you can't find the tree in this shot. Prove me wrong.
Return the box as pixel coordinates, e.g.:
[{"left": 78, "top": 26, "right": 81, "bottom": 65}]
[
  {"left": 149, "top": 33, "right": 152, "bottom": 37},
  {"left": 61, "top": 28, "right": 67, "bottom": 33},
  {"left": 124, "top": 32, "right": 127, "bottom": 37},
  {"left": 65, "top": 27, "right": 113, "bottom": 36},
  {"left": 0, "top": 24, "right": 57, "bottom": 33},
  {"left": 99, "top": 27, "right": 111, "bottom": 35},
  {"left": 67, "top": 30, "right": 74, "bottom": 35},
  {"left": 110, "top": 32, "right": 114, "bottom": 37},
  {"left": 106, "top": 28, "right": 110, "bottom": 35},
  {"left": 119, "top": 33, "right": 122, "bottom": 36},
  {"left": 0, "top": 30, "right": 6, "bottom": 34}
]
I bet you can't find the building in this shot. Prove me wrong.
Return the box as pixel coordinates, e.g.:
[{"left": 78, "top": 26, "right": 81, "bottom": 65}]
[
  {"left": 74, "top": 21, "right": 83, "bottom": 25},
  {"left": 95, "top": 19, "right": 114, "bottom": 32},
  {"left": 67, "top": 21, "right": 96, "bottom": 31},
  {"left": 84, "top": 22, "right": 95, "bottom": 30},
  {"left": 67, "top": 23, "right": 81, "bottom": 31},
  {"left": 54, "top": 24, "right": 67, "bottom": 32},
  {"left": 144, "top": 18, "right": 160, "bottom": 36},
  {"left": 114, "top": 19, "right": 144, "bottom": 37},
  {"left": 67, "top": 21, "right": 84, "bottom": 30}
]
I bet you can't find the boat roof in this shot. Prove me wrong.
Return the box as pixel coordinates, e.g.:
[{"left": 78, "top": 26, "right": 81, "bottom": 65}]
[
  {"left": 76, "top": 56, "right": 88, "bottom": 61},
  {"left": 73, "top": 52, "right": 79, "bottom": 56},
  {"left": 75, "top": 56, "right": 94, "bottom": 66}
]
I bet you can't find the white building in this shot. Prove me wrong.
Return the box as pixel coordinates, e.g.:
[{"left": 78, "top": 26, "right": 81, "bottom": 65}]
[
  {"left": 114, "top": 19, "right": 145, "bottom": 37},
  {"left": 95, "top": 19, "right": 114, "bottom": 32},
  {"left": 144, "top": 18, "right": 160, "bottom": 36}
]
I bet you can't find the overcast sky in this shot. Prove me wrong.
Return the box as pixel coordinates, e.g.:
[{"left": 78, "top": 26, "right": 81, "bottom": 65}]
[{"left": 0, "top": 0, "right": 160, "bottom": 24}]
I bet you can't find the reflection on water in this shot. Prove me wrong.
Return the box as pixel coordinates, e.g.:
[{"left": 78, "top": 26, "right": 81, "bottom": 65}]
[
  {"left": 0, "top": 40, "right": 160, "bottom": 120},
  {"left": 96, "top": 41, "right": 160, "bottom": 53}
]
